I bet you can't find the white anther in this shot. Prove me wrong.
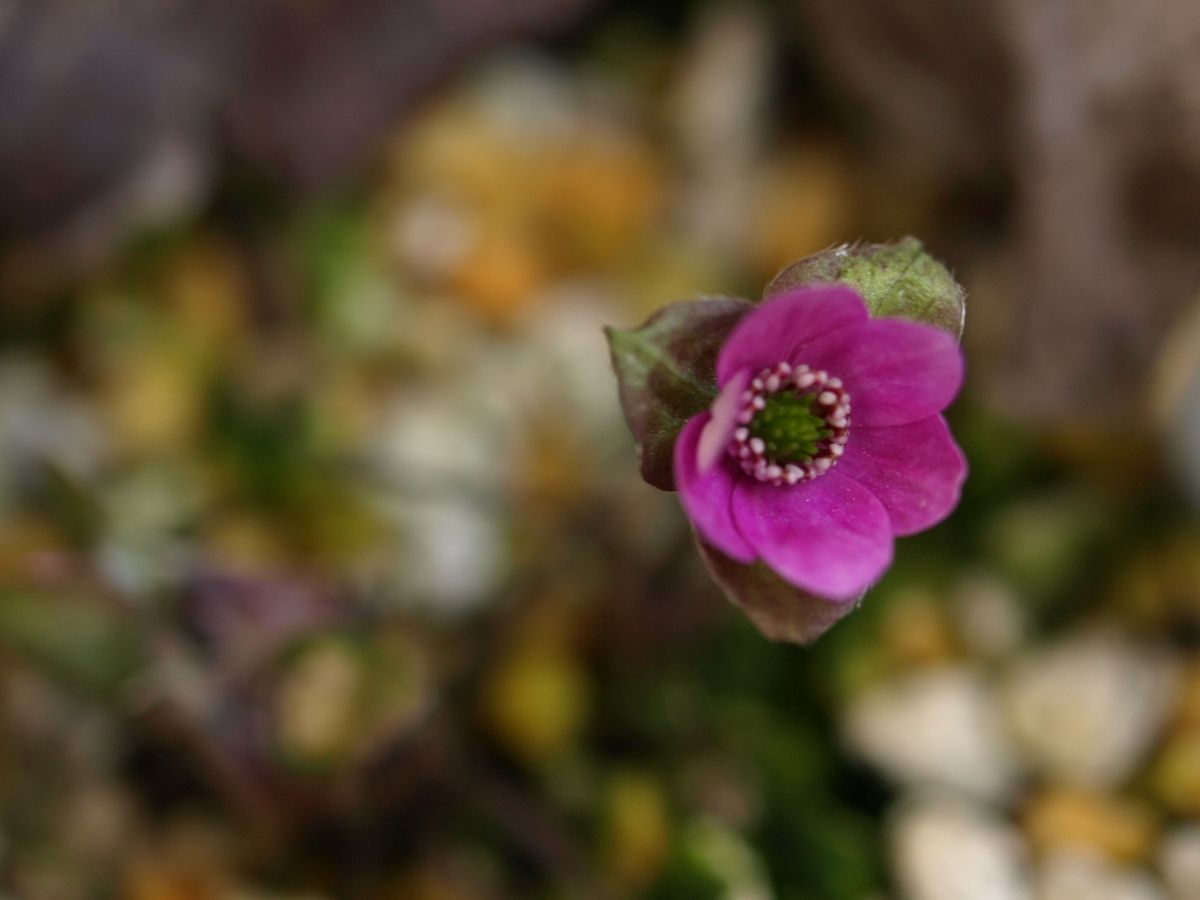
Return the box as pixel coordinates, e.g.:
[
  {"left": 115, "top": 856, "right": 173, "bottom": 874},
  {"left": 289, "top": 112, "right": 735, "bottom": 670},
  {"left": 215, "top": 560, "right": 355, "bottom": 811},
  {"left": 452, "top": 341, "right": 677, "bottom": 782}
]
[
  {"left": 818, "top": 391, "right": 836, "bottom": 405},
  {"left": 749, "top": 437, "right": 765, "bottom": 455}
]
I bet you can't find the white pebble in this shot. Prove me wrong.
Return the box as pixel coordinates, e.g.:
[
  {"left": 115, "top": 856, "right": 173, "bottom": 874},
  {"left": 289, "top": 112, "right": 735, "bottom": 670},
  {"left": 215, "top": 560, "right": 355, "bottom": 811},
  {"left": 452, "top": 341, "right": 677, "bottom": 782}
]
[
  {"left": 1160, "top": 825, "right": 1200, "bottom": 900},
  {"left": 891, "top": 794, "right": 1032, "bottom": 900},
  {"left": 843, "top": 667, "right": 1018, "bottom": 802},
  {"left": 1000, "top": 634, "right": 1179, "bottom": 788},
  {"left": 1037, "top": 850, "right": 1166, "bottom": 900}
]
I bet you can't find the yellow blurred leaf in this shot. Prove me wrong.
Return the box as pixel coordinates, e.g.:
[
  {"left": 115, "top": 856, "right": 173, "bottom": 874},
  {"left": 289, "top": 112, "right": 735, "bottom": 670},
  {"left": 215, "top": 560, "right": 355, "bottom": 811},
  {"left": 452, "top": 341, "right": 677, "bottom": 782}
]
[
  {"left": 478, "top": 643, "right": 589, "bottom": 765},
  {"left": 603, "top": 770, "right": 671, "bottom": 889}
]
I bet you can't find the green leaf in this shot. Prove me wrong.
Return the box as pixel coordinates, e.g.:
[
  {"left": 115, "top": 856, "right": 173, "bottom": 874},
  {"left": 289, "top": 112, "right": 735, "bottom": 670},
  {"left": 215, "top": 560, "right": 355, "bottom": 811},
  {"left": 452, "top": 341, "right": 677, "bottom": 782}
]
[
  {"left": 605, "top": 297, "right": 751, "bottom": 490},
  {"left": 765, "top": 237, "right": 965, "bottom": 338},
  {"left": 697, "top": 542, "right": 860, "bottom": 644}
]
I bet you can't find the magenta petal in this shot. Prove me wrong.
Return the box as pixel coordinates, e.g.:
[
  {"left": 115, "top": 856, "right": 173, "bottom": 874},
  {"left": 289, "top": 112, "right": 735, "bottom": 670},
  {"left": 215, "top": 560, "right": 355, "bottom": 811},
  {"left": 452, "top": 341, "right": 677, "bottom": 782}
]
[
  {"left": 801, "top": 318, "right": 963, "bottom": 426},
  {"left": 731, "top": 472, "right": 893, "bottom": 601},
  {"left": 675, "top": 414, "right": 756, "bottom": 563},
  {"left": 697, "top": 368, "right": 751, "bottom": 472},
  {"left": 838, "top": 415, "right": 967, "bottom": 537},
  {"left": 716, "top": 286, "right": 869, "bottom": 386}
]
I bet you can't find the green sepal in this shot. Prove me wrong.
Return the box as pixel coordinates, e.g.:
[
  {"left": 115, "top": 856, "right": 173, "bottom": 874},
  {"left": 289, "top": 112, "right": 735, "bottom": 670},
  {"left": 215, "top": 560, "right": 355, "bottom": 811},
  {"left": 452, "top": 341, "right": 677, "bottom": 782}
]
[
  {"left": 605, "top": 297, "right": 751, "bottom": 491},
  {"left": 697, "top": 542, "right": 861, "bottom": 644},
  {"left": 765, "top": 237, "right": 965, "bottom": 339}
]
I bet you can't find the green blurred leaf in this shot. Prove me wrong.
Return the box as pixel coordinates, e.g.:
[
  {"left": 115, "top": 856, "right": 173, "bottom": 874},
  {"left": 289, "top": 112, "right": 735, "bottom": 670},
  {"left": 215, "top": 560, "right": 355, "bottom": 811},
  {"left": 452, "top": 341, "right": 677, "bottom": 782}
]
[
  {"left": 765, "top": 237, "right": 965, "bottom": 338},
  {"left": 606, "top": 297, "right": 750, "bottom": 490},
  {"left": 0, "top": 592, "right": 145, "bottom": 695}
]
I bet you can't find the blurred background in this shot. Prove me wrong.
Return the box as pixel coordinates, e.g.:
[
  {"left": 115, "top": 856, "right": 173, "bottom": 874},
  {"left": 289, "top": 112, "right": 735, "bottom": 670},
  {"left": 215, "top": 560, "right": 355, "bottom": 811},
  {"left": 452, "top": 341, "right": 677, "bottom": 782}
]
[{"left": 3, "top": 0, "right": 1200, "bottom": 897}]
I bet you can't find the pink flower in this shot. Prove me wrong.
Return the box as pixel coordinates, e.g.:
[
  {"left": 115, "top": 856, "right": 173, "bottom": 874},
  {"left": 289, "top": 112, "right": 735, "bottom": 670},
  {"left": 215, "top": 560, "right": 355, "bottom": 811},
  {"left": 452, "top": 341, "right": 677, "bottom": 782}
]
[{"left": 674, "top": 285, "right": 967, "bottom": 601}]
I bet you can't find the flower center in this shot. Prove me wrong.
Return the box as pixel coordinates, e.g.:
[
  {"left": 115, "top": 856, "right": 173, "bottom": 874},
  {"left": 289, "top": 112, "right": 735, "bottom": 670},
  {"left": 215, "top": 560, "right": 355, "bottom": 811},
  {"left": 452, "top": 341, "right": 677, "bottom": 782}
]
[
  {"left": 730, "top": 362, "right": 850, "bottom": 485},
  {"left": 749, "top": 392, "right": 831, "bottom": 463}
]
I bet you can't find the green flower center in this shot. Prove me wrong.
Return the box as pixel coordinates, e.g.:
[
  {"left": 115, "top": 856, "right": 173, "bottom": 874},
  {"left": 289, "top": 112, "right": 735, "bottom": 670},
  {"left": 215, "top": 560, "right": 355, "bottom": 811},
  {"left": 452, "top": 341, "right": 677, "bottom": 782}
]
[
  {"left": 730, "top": 362, "right": 850, "bottom": 485},
  {"left": 748, "top": 390, "right": 832, "bottom": 464}
]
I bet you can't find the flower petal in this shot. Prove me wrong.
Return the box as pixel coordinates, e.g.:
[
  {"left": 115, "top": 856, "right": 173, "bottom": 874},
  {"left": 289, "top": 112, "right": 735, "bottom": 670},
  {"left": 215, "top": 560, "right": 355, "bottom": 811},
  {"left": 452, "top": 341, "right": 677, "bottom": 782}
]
[
  {"left": 697, "top": 368, "right": 751, "bottom": 472},
  {"left": 675, "top": 414, "right": 756, "bottom": 562},
  {"left": 731, "top": 472, "right": 893, "bottom": 601},
  {"left": 800, "top": 317, "right": 963, "bottom": 426},
  {"left": 838, "top": 415, "right": 967, "bottom": 537},
  {"left": 716, "top": 286, "right": 869, "bottom": 387}
]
